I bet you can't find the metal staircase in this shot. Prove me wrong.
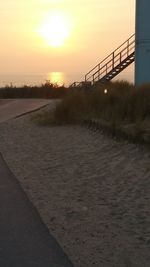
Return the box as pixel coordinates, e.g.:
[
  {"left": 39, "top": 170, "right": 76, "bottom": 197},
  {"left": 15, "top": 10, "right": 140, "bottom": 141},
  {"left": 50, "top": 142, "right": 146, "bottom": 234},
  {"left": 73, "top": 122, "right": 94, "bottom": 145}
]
[{"left": 70, "top": 34, "right": 135, "bottom": 87}]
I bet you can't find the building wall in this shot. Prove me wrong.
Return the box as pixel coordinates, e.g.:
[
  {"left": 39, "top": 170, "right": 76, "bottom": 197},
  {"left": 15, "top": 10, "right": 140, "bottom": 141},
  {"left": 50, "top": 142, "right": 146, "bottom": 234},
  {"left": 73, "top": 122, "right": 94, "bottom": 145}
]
[{"left": 135, "top": 0, "right": 150, "bottom": 86}]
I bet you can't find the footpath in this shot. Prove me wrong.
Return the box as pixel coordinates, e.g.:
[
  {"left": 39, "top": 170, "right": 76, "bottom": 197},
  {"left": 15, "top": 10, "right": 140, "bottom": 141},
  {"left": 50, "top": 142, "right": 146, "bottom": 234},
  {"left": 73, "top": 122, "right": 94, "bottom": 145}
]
[
  {"left": 0, "top": 154, "right": 74, "bottom": 267},
  {"left": 0, "top": 99, "right": 74, "bottom": 267}
]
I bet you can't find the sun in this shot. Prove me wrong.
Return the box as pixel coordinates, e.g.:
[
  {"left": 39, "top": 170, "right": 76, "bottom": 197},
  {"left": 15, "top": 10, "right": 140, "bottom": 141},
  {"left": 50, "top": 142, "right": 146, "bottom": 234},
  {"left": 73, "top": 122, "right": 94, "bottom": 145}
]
[{"left": 39, "top": 11, "right": 71, "bottom": 47}]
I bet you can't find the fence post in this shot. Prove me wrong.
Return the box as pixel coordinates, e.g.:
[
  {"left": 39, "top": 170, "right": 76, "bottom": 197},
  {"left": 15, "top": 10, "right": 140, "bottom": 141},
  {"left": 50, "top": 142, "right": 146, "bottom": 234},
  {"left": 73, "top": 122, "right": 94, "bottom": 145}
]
[
  {"left": 120, "top": 52, "right": 122, "bottom": 63},
  {"left": 106, "top": 64, "right": 107, "bottom": 74}
]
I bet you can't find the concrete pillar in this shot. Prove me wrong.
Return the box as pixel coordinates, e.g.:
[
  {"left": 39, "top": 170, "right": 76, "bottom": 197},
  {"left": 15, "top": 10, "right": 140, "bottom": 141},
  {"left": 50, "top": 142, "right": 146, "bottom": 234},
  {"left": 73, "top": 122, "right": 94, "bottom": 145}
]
[{"left": 135, "top": 0, "right": 150, "bottom": 86}]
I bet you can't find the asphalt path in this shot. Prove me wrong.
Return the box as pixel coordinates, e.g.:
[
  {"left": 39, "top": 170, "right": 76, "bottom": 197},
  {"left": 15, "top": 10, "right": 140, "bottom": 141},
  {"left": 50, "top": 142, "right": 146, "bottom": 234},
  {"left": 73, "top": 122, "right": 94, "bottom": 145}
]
[
  {"left": 0, "top": 154, "right": 74, "bottom": 267},
  {"left": 0, "top": 99, "right": 53, "bottom": 123},
  {"left": 0, "top": 99, "right": 74, "bottom": 267}
]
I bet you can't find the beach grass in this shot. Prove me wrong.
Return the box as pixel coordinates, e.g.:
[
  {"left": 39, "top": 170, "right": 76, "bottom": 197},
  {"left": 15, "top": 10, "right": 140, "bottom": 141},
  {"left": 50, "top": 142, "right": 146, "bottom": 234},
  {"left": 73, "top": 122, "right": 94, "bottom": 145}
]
[
  {"left": 0, "top": 81, "right": 67, "bottom": 99},
  {"left": 32, "top": 80, "right": 150, "bottom": 144}
]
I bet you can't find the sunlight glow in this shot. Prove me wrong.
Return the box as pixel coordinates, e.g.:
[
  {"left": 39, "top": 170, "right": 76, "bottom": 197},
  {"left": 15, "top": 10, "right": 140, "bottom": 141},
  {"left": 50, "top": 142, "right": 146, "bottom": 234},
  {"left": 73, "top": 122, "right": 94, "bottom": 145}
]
[
  {"left": 47, "top": 72, "right": 64, "bottom": 85},
  {"left": 39, "top": 11, "right": 71, "bottom": 47}
]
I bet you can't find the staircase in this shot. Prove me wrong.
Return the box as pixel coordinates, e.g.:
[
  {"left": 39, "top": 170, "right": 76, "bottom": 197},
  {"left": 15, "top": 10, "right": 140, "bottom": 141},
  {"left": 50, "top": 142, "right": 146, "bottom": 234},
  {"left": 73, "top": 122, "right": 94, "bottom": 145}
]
[{"left": 70, "top": 34, "right": 135, "bottom": 87}]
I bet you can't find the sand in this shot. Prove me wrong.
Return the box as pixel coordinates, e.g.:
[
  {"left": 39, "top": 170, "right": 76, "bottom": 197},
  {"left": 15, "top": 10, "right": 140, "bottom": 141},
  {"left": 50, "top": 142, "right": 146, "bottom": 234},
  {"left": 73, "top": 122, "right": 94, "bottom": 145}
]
[
  {"left": 0, "top": 103, "right": 149, "bottom": 267},
  {"left": 0, "top": 100, "right": 12, "bottom": 105}
]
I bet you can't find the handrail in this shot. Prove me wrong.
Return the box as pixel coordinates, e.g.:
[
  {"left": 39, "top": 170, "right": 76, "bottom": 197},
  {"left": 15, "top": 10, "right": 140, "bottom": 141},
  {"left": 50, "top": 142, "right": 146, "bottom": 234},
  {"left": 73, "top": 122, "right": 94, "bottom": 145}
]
[
  {"left": 69, "top": 81, "right": 92, "bottom": 88},
  {"left": 85, "top": 34, "right": 135, "bottom": 84},
  {"left": 91, "top": 45, "right": 135, "bottom": 80},
  {"left": 70, "top": 82, "right": 81, "bottom": 87}
]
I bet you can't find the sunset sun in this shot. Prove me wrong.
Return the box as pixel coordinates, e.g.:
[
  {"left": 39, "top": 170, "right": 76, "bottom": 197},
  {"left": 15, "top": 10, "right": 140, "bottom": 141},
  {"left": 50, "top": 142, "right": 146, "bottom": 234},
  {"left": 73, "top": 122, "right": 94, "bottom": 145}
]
[{"left": 39, "top": 11, "right": 71, "bottom": 47}]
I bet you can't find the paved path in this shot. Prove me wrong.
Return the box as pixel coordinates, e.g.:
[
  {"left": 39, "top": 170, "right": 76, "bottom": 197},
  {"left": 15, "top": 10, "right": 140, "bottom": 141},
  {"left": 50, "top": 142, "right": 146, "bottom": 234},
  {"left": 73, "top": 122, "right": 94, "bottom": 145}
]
[
  {"left": 0, "top": 99, "right": 53, "bottom": 123},
  {"left": 0, "top": 153, "right": 74, "bottom": 267},
  {"left": 0, "top": 99, "right": 74, "bottom": 267}
]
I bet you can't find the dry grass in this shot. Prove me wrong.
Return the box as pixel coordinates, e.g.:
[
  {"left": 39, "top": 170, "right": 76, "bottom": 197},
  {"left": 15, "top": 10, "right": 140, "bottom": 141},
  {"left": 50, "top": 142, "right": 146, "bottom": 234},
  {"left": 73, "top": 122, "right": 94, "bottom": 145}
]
[
  {"left": 32, "top": 81, "right": 150, "bottom": 144},
  {"left": 0, "top": 81, "right": 67, "bottom": 99}
]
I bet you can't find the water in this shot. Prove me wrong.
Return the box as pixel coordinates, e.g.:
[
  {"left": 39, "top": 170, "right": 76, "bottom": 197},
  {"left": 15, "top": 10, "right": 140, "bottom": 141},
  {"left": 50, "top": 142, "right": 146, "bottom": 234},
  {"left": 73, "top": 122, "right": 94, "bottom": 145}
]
[
  {"left": 0, "top": 69, "right": 134, "bottom": 88},
  {"left": 0, "top": 72, "right": 84, "bottom": 88}
]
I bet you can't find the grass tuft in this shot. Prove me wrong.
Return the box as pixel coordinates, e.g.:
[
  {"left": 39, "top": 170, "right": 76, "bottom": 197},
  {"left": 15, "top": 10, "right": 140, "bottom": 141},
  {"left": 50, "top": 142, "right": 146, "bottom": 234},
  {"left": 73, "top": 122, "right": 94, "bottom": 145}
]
[{"left": 32, "top": 80, "right": 150, "bottom": 145}]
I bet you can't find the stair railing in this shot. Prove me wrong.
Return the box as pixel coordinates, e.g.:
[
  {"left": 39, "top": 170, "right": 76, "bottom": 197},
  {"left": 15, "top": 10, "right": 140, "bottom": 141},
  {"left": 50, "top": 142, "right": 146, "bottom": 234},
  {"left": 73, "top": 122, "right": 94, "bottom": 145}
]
[{"left": 85, "top": 34, "right": 135, "bottom": 84}]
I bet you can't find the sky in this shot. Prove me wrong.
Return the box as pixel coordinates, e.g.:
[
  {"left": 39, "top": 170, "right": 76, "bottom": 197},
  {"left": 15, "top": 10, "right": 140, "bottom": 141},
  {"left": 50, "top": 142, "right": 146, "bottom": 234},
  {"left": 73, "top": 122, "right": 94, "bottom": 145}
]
[{"left": 0, "top": 0, "right": 135, "bottom": 86}]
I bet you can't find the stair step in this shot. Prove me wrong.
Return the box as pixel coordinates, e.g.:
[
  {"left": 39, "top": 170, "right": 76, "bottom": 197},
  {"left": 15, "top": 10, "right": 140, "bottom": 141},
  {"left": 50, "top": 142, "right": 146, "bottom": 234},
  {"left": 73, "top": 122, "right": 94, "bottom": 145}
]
[{"left": 69, "top": 34, "right": 135, "bottom": 87}]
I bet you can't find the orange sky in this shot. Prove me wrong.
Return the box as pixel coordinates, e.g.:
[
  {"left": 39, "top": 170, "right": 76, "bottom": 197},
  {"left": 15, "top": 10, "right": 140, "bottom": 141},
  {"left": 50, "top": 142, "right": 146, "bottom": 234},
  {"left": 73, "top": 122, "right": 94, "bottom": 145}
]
[{"left": 0, "top": 0, "right": 135, "bottom": 85}]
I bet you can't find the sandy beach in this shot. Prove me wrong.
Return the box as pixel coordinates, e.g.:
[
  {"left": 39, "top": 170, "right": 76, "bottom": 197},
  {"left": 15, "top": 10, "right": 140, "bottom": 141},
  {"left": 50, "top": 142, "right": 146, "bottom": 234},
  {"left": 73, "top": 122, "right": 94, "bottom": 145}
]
[{"left": 0, "top": 103, "right": 149, "bottom": 267}]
